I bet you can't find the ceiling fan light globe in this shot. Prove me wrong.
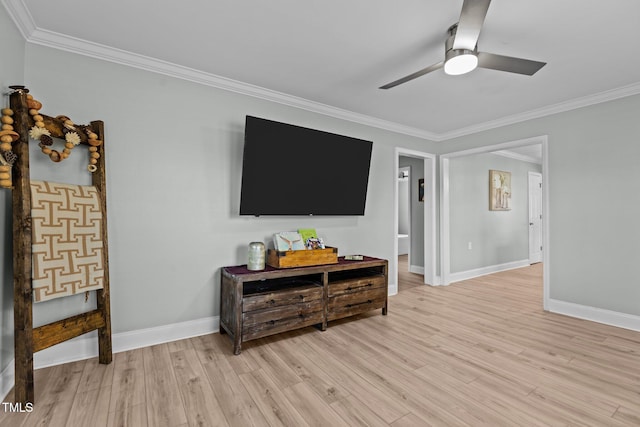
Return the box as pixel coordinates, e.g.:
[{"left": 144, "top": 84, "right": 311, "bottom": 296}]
[{"left": 444, "top": 50, "right": 478, "bottom": 75}]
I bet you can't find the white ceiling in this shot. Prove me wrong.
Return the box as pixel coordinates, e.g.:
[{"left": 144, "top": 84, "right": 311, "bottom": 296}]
[{"left": 6, "top": 0, "right": 640, "bottom": 140}]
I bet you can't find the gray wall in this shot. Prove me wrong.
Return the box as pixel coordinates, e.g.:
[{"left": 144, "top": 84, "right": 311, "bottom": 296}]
[
  {"left": 449, "top": 153, "right": 541, "bottom": 273},
  {"left": 0, "top": 7, "right": 25, "bottom": 379},
  {"left": 0, "top": 2, "right": 439, "bottom": 374},
  {"left": 399, "top": 156, "right": 424, "bottom": 267},
  {"left": 437, "top": 94, "right": 640, "bottom": 316}
]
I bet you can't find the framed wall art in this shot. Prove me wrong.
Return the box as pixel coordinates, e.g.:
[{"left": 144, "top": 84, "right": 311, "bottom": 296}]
[{"left": 489, "top": 170, "right": 511, "bottom": 211}]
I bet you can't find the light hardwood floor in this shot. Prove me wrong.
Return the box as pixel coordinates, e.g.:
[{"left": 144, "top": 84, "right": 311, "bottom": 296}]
[
  {"left": 2, "top": 262, "right": 640, "bottom": 426},
  {"left": 397, "top": 254, "right": 424, "bottom": 292}
]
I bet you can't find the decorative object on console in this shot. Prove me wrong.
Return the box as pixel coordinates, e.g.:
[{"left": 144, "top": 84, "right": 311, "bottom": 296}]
[
  {"left": 274, "top": 231, "right": 305, "bottom": 251},
  {"left": 267, "top": 246, "right": 338, "bottom": 268},
  {"left": 489, "top": 169, "right": 512, "bottom": 211},
  {"left": 298, "top": 228, "right": 317, "bottom": 245},
  {"left": 305, "top": 237, "right": 325, "bottom": 250},
  {"left": 247, "top": 241, "right": 266, "bottom": 271}
]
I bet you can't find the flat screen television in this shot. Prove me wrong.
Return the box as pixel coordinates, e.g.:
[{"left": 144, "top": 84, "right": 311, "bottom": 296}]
[{"left": 239, "top": 116, "right": 373, "bottom": 216}]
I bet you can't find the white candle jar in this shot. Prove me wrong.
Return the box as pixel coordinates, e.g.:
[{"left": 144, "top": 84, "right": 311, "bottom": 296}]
[{"left": 247, "top": 242, "right": 266, "bottom": 270}]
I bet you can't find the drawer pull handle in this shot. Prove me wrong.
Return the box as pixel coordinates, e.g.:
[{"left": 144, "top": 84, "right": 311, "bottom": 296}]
[
  {"left": 346, "top": 300, "right": 373, "bottom": 308},
  {"left": 346, "top": 283, "right": 373, "bottom": 291}
]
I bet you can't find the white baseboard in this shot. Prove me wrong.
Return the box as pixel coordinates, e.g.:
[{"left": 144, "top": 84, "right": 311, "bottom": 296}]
[
  {"left": 547, "top": 299, "right": 640, "bottom": 332},
  {"left": 110, "top": 316, "right": 219, "bottom": 359},
  {"left": 1, "top": 316, "right": 219, "bottom": 401},
  {"left": 388, "top": 281, "right": 398, "bottom": 296},
  {"left": 409, "top": 265, "right": 424, "bottom": 275},
  {"left": 449, "top": 259, "right": 531, "bottom": 284}
]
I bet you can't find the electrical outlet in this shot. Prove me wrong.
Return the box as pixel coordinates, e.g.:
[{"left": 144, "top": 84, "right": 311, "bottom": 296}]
[{"left": 468, "top": 242, "right": 473, "bottom": 250}]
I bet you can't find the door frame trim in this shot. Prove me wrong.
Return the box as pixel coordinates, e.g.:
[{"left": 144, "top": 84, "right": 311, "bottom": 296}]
[
  {"left": 528, "top": 171, "right": 543, "bottom": 263},
  {"left": 439, "top": 135, "right": 550, "bottom": 310}
]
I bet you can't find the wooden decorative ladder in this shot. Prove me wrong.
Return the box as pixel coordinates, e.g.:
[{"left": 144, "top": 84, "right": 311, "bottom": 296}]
[{"left": 7, "top": 87, "right": 112, "bottom": 404}]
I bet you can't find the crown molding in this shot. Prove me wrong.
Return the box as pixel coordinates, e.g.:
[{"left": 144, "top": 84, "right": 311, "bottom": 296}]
[
  {"left": 436, "top": 81, "right": 640, "bottom": 141},
  {"left": 24, "top": 27, "right": 439, "bottom": 141},
  {"left": 492, "top": 149, "right": 541, "bottom": 165},
  {"left": 5, "top": 0, "right": 640, "bottom": 143}
]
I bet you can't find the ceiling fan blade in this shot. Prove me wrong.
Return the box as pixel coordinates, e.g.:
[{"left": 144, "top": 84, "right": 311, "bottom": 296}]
[
  {"left": 477, "top": 52, "right": 546, "bottom": 75},
  {"left": 453, "top": 0, "right": 491, "bottom": 50},
  {"left": 379, "top": 61, "right": 444, "bottom": 89}
]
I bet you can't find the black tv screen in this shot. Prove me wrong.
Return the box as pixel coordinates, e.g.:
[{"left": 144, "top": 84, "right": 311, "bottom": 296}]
[{"left": 239, "top": 116, "right": 373, "bottom": 216}]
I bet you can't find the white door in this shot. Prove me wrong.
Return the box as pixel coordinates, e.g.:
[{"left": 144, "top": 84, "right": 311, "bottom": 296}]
[{"left": 528, "top": 172, "right": 543, "bottom": 263}]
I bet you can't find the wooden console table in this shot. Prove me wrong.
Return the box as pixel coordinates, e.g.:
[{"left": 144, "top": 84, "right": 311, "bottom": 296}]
[{"left": 220, "top": 256, "right": 388, "bottom": 354}]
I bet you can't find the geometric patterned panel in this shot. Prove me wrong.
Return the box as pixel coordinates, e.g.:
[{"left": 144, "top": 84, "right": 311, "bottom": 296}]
[{"left": 30, "top": 180, "right": 104, "bottom": 303}]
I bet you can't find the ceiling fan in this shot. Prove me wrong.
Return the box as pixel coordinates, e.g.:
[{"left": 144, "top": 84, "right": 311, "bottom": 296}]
[{"left": 379, "top": 0, "right": 546, "bottom": 89}]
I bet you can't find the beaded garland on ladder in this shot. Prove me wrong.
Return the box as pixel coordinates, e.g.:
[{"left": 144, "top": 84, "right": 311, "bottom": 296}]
[
  {"left": 25, "top": 93, "right": 103, "bottom": 170},
  {"left": 0, "top": 90, "right": 104, "bottom": 189},
  {"left": 0, "top": 106, "right": 19, "bottom": 188}
]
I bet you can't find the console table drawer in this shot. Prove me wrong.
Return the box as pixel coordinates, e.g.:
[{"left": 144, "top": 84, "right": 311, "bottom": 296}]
[
  {"left": 327, "top": 286, "right": 387, "bottom": 321},
  {"left": 243, "top": 302, "right": 324, "bottom": 341},
  {"left": 328, "top": 275, "right": 386, "bottom": 297},
  {"left": 243, "top": 283, "right": 322, "bottom": 312}
]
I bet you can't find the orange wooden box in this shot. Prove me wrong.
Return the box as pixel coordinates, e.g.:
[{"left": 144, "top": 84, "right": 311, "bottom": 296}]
[{"left": 267, "top": 247, "right": 338, "bottom": 268}]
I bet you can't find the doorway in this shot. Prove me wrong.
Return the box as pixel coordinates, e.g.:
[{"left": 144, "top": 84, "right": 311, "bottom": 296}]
[
  {"left": 393, "top": 148, "right": 436, "bottom": 295},
  {"left": 440, "top": 135, "right": 549, "bottom": 309},
  {"left": 398, "top": 166, "right": 411, "bottom": 262}
]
